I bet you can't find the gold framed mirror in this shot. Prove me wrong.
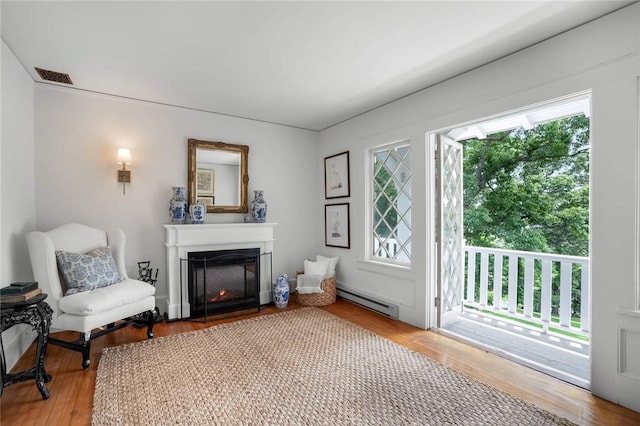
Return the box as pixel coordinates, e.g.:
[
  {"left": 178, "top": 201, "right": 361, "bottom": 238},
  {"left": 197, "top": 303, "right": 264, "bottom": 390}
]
[{"left": 188, "top": 139, "right": 249, "bottom": 213}]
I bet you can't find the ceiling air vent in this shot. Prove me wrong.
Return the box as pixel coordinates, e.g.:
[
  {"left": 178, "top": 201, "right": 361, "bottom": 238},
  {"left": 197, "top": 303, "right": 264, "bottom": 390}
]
[{"left": 34, "top": 67, "right": 73, "bottom": 85}]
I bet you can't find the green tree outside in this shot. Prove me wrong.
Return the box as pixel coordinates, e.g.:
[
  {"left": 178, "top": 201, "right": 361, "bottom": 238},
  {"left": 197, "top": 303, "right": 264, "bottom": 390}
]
[
  {"left": 373, "top": 159, "right": 398, "bottom": 238},
  {"left": 462, "top": 115, "right": 590, "bottom": 318}
]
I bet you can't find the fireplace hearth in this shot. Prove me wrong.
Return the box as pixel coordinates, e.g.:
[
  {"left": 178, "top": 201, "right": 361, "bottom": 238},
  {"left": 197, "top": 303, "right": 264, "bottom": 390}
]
[{"left": 187, "top": 248, "right": 260, "bottom": 319}]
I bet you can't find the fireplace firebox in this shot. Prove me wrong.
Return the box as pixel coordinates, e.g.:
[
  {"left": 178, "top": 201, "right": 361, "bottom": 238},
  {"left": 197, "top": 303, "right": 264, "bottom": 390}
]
[{"left": 187, "top": 248, "right": 260, "bottom": 318}]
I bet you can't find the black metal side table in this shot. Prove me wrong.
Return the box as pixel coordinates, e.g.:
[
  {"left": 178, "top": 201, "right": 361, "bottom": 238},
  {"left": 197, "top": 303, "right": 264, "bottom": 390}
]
[{"left": 1, "top": 293, "right": 53, "bottom": 400}]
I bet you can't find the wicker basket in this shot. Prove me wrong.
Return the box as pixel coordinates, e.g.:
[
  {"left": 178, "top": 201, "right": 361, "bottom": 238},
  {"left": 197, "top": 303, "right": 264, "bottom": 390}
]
[{"left": 296, "top": 276, "right": 337, "bottom": 306}]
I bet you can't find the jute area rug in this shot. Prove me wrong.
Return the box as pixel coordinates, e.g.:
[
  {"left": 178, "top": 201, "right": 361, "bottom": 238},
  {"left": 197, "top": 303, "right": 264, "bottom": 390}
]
[{"left": 93, "top": 307, "right": 574, "bottom": 425}]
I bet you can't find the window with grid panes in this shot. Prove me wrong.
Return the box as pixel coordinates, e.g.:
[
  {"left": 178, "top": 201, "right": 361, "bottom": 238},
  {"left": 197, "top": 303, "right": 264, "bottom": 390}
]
[{"left": 371, "top": 142, "right": 411, "bottom": 264}]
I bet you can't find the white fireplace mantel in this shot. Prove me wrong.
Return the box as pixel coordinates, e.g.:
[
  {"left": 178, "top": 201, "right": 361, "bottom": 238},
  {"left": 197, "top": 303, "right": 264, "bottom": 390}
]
[{"left": 163, "top": 223, "right": 277, "bottom": 319}]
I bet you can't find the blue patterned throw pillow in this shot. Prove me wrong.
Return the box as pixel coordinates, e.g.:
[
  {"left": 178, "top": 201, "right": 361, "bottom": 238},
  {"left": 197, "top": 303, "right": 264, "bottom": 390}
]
[{"left": 55, "top": 246, "right": 123, "bottom": 295}]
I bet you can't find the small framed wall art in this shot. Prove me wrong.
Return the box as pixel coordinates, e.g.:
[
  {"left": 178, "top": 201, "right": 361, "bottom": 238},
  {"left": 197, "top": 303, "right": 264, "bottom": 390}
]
[
  {"left": 324, "top": 151, "right": 350, "bottom": 199},
  {"left": 325, "top": 203, "right": 350, "bottom": 249}
]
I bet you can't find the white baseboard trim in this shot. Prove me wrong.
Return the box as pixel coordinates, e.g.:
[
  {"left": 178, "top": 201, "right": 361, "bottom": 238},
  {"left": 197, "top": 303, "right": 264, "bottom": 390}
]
[{"left": 2, "top": 325, "right": 36, "bottom": 372}]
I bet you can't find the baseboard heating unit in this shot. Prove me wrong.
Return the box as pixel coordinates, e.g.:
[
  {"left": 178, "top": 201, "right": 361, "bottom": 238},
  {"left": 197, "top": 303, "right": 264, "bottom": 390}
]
[{"left": 336, "top": 286, "right": 399, "bottom": 320}]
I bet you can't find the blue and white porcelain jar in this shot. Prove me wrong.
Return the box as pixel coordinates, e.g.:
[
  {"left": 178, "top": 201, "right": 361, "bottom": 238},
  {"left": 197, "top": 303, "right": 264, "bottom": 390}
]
[
  {"left": 273, "top": 274, "right": 290, "bottom": 309},
  {"left": 189, "top": 201, "right": 206, "bottom": 224},
  {"left": 169, "top": 187, "right": 187, "bottom": 224},
  {"left": 250, "top": 190, "right": 267, "bottom": 223}
]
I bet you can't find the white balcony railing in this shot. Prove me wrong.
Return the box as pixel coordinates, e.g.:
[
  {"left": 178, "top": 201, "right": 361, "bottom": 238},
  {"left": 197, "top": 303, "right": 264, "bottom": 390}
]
[
  {"left": 464, "top": 246, "right": 589, "bottom": 336},
  {"left": 373, "top": 238, "right": 399, "bottom": 258}
]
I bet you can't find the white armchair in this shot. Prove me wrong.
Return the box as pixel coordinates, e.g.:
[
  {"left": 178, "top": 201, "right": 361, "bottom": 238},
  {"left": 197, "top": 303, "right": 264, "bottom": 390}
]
[{"left": 26, "top": 223, "right": 157, "bottom": 369}]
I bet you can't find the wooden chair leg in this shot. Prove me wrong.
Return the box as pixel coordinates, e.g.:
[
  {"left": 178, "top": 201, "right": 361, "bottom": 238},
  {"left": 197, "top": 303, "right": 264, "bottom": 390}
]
[
  {"left": 81, "top": 332, "right": 91, "bottom": 370},
  {"left": 146, "top": 308, "right": 157, "bottom": 339}
]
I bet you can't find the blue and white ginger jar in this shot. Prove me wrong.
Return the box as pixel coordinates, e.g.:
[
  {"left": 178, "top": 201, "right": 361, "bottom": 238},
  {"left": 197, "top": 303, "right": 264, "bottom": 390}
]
[
  {"left": 273, "top": 274, "right": 289, "bottom": 309},
  {"left": 169, "top": 186, "right": 187, "bottom": 224},
  {"left": 250, "top": 190, "right": 267, "bottom": 223},
  {"left": 189, "top": 201, "right": 206, "bottom": 224}
]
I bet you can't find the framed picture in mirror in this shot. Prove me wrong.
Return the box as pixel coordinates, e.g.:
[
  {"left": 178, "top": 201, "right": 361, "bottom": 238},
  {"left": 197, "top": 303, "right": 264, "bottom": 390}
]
[
  {"left": 196, "top": 196, "right": 215, "bottom": 206},
  {"left": 196, "top": 168, "right": 215, "bottom": 195}
]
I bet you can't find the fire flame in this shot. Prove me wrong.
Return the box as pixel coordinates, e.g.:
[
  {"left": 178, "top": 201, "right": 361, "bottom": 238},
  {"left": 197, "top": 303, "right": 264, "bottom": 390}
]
[{"left": 209, "top": 288, "right": 240, "bottom": 302}]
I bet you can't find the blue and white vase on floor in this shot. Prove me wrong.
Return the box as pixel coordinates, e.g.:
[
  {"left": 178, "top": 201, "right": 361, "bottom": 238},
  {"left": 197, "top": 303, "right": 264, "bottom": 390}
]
[
  {"left": 250, "top": 190, "right": 267, "bottom": 223},
  {"left": 189, "top": 201, "right": 206, "bottom": 224},
  {"left": 169, "top": 187, "right": 187, "bottom": 224},
  {"left": 273, "top": 274, "right": 290, "bottom": 309}
]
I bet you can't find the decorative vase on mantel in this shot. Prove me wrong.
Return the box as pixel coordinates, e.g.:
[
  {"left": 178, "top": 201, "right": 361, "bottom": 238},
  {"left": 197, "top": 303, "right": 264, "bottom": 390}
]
[
  {"left": 169, "top": 187, "right": 187, "bottom": 224},
  {"left": 250, "top": 190, "right": 267, "bottom": 223},
  {"left": 189, "top": 201, "right": 206, "bottom": 224}
]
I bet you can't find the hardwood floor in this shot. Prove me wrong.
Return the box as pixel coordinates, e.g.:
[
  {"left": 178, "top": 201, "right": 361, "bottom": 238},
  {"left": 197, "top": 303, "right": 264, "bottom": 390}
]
[{"left": 2, "top": 299, "right": 639, "bottom": 425}]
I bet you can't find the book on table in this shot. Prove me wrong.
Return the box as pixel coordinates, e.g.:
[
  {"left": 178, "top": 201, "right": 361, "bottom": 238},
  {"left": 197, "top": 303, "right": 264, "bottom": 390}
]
[
  {"left": 0, "top": 281, "right": 39, "bottom": 295},
  {"left": 0, "top": 288, "right": 42, "bottom": 303}
]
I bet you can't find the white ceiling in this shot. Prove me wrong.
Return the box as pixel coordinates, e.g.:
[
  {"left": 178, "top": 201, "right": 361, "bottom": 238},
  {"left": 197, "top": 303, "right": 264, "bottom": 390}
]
[{"left": 1, "top": 1, "right": 631, "bottom": 131}]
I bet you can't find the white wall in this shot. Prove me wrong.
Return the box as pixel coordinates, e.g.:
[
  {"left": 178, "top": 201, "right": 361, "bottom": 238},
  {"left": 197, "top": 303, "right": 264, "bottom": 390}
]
[
  {"left": 1, "top": 40, "right": 37, "bottom": 370},
  {"left": 318, "top": 3, "right": 640, "bottom": 409},
  {"left": 33, "top": 86, "right": 321, "bottom": 313}
]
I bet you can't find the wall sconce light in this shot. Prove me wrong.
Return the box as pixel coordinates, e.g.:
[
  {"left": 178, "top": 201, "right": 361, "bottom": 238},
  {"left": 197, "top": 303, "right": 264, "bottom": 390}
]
[{"left": 117, "top": 148, "right": 131, "bottom": 195}]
